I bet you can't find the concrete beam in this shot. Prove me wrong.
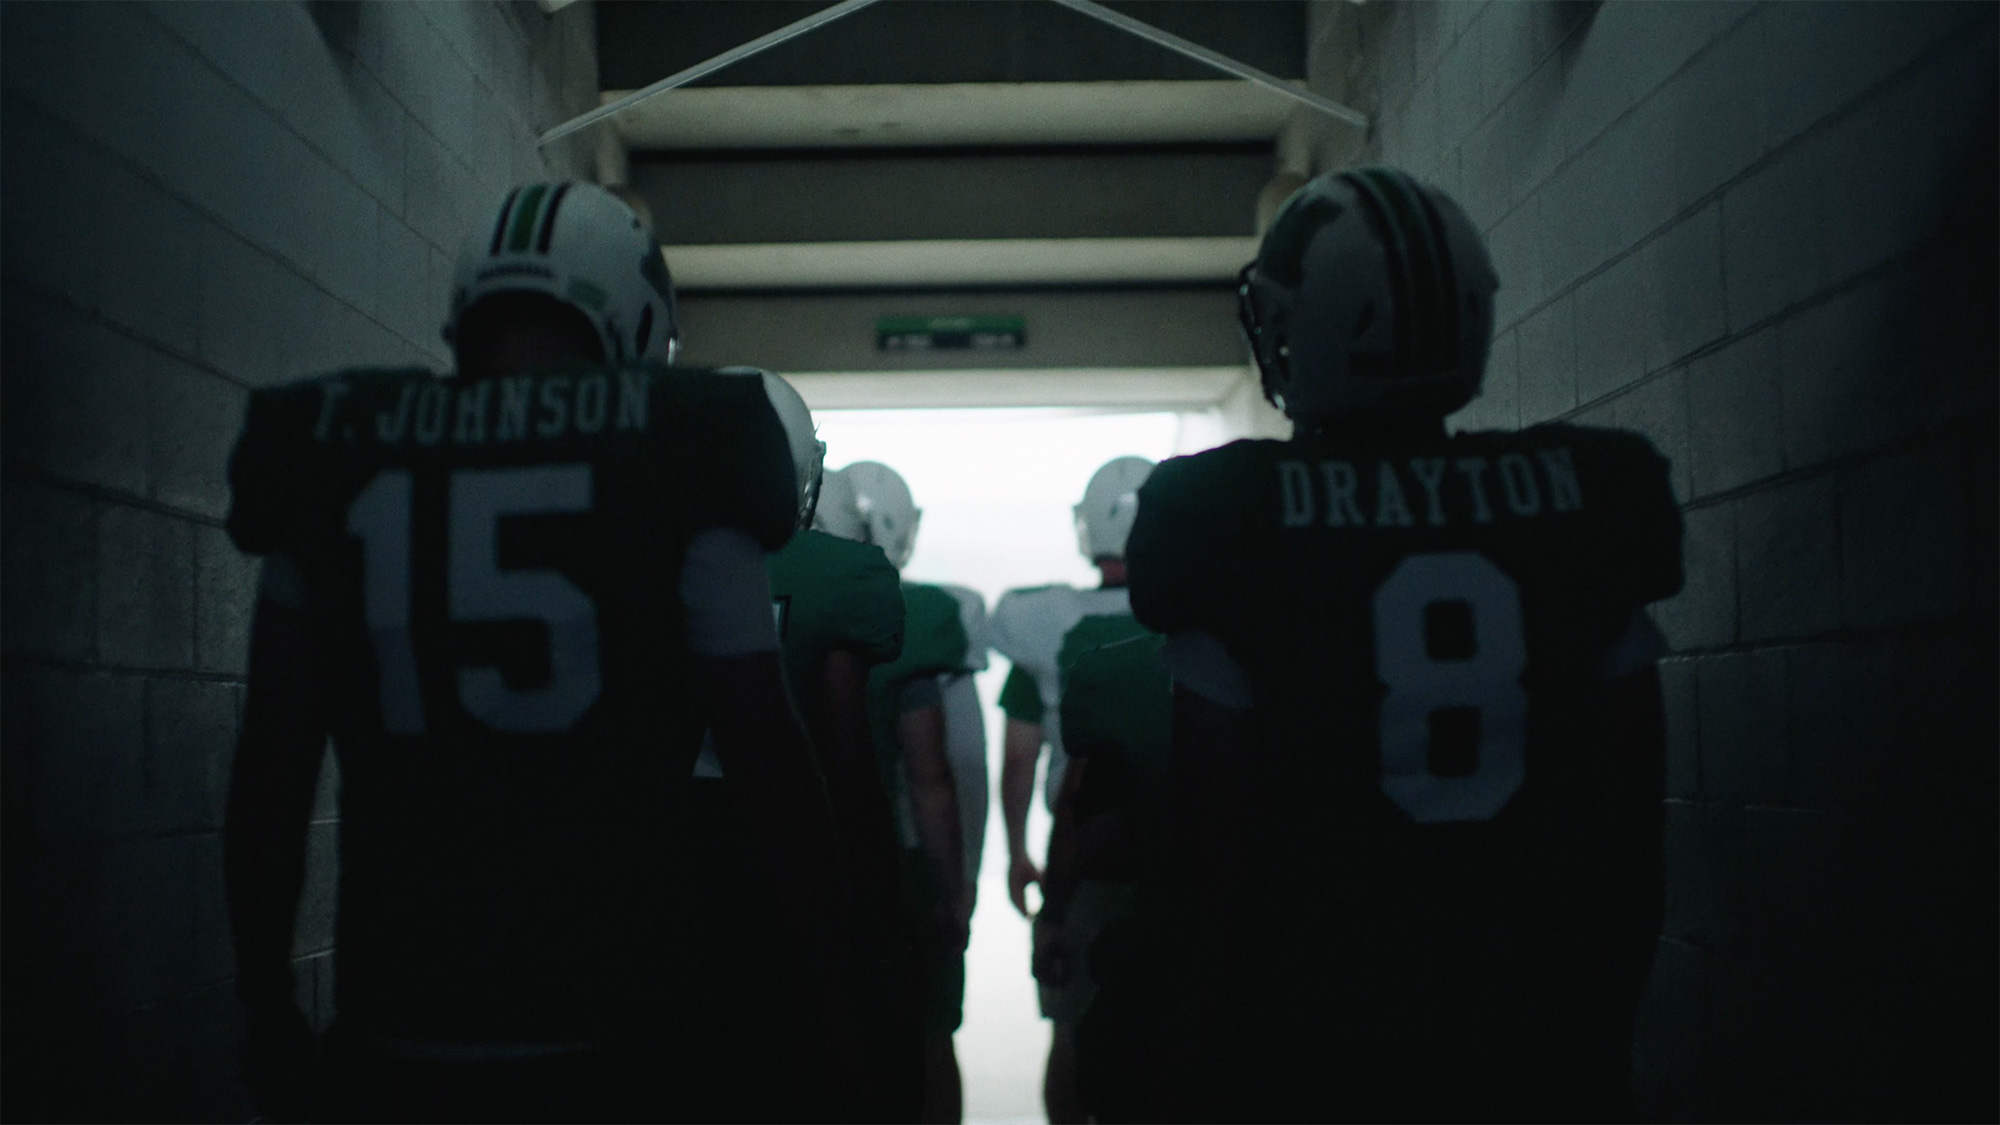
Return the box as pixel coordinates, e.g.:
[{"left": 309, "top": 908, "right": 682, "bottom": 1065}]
[
  {"left": 664, "top": 237, "right": 1256, "bottom": 290},
  {"left": 787, "top": 366, "right": 1251, "bottom": 409},
  {"left": 606, "top": 80, "right": 1298, "bottom": 150}
]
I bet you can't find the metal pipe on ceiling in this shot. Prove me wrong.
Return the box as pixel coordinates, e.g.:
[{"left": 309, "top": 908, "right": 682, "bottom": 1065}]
[
  {"left": 539, "top": 0, "right": 884, "bottom": 147},
  {"left": 540, "top": 0, "right": 1366, "bottom": 150},
  {"left": 1049, "top": 0, "right": 1368, "bottom": 131}
]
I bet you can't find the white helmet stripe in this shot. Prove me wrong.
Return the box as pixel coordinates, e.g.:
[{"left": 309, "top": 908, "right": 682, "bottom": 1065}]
[{"left": 488, "top": 186, "right": 523, "bottom": 256}]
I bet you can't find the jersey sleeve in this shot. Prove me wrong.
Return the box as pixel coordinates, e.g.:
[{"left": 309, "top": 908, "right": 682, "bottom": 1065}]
[
  {"left": 1058, "top": 634, "right": 1171, "bottom": 778},
  {"left": 1126, "top": 444, "right": 1262, "bottom": 636},
  {"left": 830, "top": 540, "right": 906, "bottom": 664},
  {"left": 1616, "top": 434, "right": 1685, "bottom": 606},
  {"left": 1055, "top": 616, "right": 1158, "bottom": 761},
  {"left": 660, "top": 369, "right": 799, "bottom": 552},
  {"left": 227, "top": 371, "right": 419, "bottom": 555},
  {"left": 892, "top": 584, "right": 973, "bottom": 681},
  {"left": 998, "top": 665, "right": 1045, "bottom": 724},
  {"left": 226, "top": 382, "right": 311, "bottom": 555},
  {"left": 988, "top": 586, "right": 1071, "bottom": 675},
  {"left": 1551, "top": 425, "right": 1686, "bottom": 608}
]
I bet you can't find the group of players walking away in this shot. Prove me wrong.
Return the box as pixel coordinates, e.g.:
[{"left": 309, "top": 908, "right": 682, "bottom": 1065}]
[{"left": 223, "top": 166, "right": 1682, "bottom": 1123}]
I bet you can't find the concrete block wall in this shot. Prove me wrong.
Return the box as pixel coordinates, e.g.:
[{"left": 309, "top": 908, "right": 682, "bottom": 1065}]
[
  {"left": 1309, "top": 1, "right": 1996, "bottom": 1117},
  {"left": 0, "top": 2, "right": 598, "bottom": 1118}
]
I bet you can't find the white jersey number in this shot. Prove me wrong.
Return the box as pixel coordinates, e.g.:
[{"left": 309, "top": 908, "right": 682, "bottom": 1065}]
[
  {"left": 1371, "top": 552, "right": 1527, "bottom": 823},
  {"left": 347, "top": 465, "right": 601, "bottom": 735}
]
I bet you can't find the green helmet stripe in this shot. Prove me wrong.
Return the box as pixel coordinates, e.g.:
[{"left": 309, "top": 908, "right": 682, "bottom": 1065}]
[
  {"left": 506, "top": 184, "right": 549, "bottom": 253},
  {"left": 534, "top": 182, "right": 573, "bottom": 254}
]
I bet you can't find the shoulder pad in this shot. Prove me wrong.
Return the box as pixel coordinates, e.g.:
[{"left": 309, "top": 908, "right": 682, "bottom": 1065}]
[
  {"left": 990, "top": 584, "right": 1084, "bottom": 669},
  {"left": 932, "top": 583, "right": 991, "bottom": 669},
  {"left": 1125, "top": 444, "right": 1277, "bottom": 635}
]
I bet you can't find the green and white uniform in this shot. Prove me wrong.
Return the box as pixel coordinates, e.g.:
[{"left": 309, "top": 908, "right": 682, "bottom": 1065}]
[
  {"left": 680, "top": 527, "right": 903, "bottom": 1114},
  {"left": 768, "top": 529, "right": 907, "bottom": 697},
  {"left": 690, "top": 528, "right": 905, "bottom": 778},
  {"left": 868, "top": 581, "right": 975, "bottom": 1035},
  {"left": 990, "top": 584, "right": 1134, "bottom": 808},
  {"left": 997, "top": 663, "right": 1044, "bottom": 725}
]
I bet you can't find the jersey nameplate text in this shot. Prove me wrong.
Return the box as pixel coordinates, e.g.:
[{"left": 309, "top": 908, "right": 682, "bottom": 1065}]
[
  {"left": 311, "top": 370, "right": 656, "bottom": 447},
  {"left": 1275, "top": 446, "right": 1584, "bottom": 529}
]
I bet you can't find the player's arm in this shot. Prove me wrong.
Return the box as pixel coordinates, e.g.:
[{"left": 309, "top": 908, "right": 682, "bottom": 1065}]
[
  {"left": 1030, "top": 758, "right": 1089, "bottom": 996},
  {"left": 680, "top": 530, "right": 857, "bottom": 1039},
  {"left": 1038, "top": 758, "right": 1089, "bottom": 926},
  {"left": 222, "top": 557, "right": 326, "bottom": 1118},
  {"left": 1593, "top": 611, "right": 1671, "bottom": 1026},
  {"left": 1155, "top": 632, "right": 1257, "bottom": 1012},
  {"left": 998, "top": 673, "right": 1048, "bottom": 915},
  {"left": 898, "top": 684, "right": 970, "bottom": 947},
  {"left": 999, "top": 720, "right": 1046, "bottom": 916},
  {"left": 813, "top": 648, "right": 906, "bottom": 924}
]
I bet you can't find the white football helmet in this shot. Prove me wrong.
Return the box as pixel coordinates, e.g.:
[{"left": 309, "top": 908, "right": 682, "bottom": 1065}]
[
  {"left": 1238, "top": 166, "right": 1498, "bottom": 425},
  {"left": 724, "top": 367, "right": 824, "bottom": 530},
  {"left": 1074, "top": 456, "right": 1154, "bottom": 562},
  {"left": 815, "top": 461, "right": 921, "bottom": 570},
  {"left": 444, "top": 181, "right": 680, "bottom": 366}
]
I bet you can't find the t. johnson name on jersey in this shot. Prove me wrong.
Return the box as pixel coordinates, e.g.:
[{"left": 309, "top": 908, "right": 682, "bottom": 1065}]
[
  {"left": 309, "top": 369, "right": 656, "bottom": 447},
  {"left": 1276, "top": 447, "right": 1584, "bottom": 529}
]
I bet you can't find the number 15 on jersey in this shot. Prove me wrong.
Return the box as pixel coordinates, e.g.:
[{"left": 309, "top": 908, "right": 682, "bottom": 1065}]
[{"left": 347, "top": 464, "right": 603, "bottom": 736}]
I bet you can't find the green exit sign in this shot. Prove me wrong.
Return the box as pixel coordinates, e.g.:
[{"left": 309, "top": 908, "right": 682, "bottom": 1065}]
[{"left": 877, "top": 315, "right": 1025, "bottom": 351}]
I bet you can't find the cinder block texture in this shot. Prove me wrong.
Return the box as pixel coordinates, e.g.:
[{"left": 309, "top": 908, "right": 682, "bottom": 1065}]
[
  {"left": 1652, "top": 499, "right": 1734, "bottom": 652},
  {"left": 1632, "top": 937, "right": 1709, "bottom": 1118},
  {"left": 1319, "top": 2, "right": 1998, "bottom": 1116},
  {"left": 1733, "top": 474, "right": 1839, "bottom": 643},
  {"left": 1696, "top": 648, "right": 1789, "bottom": 805},
  {"left": 1686, "top": 327, "right": 1781, "bottom": 498},
  {"left": 1, "top": 2, "right": 601, "bottom": 1119}
]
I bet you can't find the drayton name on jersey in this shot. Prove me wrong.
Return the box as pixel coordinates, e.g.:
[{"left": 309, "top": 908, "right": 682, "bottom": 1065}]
[
  {"left": 307, "top": 368, "right": 661, "bottom": 447},
  {"left": 1275, "top": 444, "right": 1585, "bottom": 529}
]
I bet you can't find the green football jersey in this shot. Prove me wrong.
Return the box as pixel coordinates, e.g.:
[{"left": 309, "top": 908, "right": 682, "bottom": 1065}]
[
  {"left": 226, "top": 363, "right": 797, "bottom": 1043},
  {"left": 766, "top": 529, "right": 906, "bottom": 713},
  {"left": 867, "top": 582, "right": 972, "bottom": 848},
  {"left": 1057, "top": 615, "right": 1171, "bottom": 805},
  {"left": 998, "top": 664, "right": 1045, "bottom": 724}
]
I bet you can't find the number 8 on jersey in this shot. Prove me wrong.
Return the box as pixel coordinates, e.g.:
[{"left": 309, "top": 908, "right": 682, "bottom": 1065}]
[{"left": 1373, "top": 551, "right": 1527, "bottom": 824}]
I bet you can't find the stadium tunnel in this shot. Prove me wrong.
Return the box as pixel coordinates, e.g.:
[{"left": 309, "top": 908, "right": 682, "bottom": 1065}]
[{"left": 0, "top": 1, "right": 1993, "bottom": 1120}]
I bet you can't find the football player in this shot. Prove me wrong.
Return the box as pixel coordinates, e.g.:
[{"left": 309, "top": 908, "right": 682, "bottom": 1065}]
[
  {"left": 1036, "top": 616, "right": 1171, "bottom": 1125},
  {"left": 991, "top": 456, "right": 1154, "bottom": 1123},
  {"left": 816, "top": 462, "right": 977, "bottom": 1124},
  {"left": 222, "top": 182, "right": 851, "bottom": 1122},
  {"left": 683, "top": 370, "right": 905, "bottom": 1121},
  {"left": 1125, "top": 167, "right": 1684, "bottom": 1120}
]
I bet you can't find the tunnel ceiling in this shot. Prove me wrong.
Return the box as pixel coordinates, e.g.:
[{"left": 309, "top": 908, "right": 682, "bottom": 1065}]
[
  {"left": 589, "top": 0, "right": 1310, "bottom": 399},
  {"left": 596, "top": 1, "right": 1306, "bottom": 89}
]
